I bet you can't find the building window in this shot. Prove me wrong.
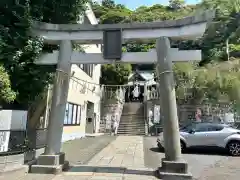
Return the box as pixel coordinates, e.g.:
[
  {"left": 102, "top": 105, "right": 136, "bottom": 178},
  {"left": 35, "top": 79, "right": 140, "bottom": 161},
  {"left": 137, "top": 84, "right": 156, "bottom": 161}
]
[
  {"left": 64, "top": 102, "right": 81, "bottom": 126},
  {"left": 76, "top": 64, "right": 93, "bottom": 77},
  {"left": 83, "top": 64, "right": 93, "bottom": 77},
  {"left": 78, "top": 64, "right": 84, "bottom": 69}
]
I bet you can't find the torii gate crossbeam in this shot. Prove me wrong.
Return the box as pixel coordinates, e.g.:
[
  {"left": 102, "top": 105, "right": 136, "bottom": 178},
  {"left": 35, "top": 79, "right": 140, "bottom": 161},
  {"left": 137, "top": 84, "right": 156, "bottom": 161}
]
[
  {"left": 31, "top": 10, "right": 214, "bottom": 44},
  {"left": 35, "top": 49, "right": 202, "bottom": 65}
]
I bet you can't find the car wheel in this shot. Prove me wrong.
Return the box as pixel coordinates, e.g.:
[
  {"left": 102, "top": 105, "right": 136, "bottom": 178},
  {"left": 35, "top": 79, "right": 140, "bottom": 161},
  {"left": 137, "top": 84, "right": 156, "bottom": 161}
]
[
  {"left": 180, "top": 141, "right": 186, "bottom": 153},
  {"left": 227, "top": 141, "right": 240, "bottom": 156}
]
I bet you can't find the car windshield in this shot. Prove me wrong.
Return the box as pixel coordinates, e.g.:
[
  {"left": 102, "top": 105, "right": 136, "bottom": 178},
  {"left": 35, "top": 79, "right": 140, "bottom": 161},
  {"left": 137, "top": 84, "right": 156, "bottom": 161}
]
[
  {"left": 180, "top": 123, "right": 197, "bottom": 132},
  {"left": 179, "top": 122, "right": 233, "bottom": 132}
]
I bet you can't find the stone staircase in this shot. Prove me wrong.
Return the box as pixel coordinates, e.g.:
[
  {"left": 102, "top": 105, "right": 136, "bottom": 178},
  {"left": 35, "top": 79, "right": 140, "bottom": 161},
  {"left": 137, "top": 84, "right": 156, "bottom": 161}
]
[{"left": 118, "top": 102, "right": 146, "bottom": 135}]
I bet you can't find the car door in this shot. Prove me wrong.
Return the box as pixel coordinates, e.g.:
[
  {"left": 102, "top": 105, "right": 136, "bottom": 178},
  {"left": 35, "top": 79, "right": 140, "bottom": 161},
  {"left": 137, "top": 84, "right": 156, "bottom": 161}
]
[
  {"left": 205, "top": 125, "right": 232, "bottom": 146},
  {"left": 183, "top": 124, "right": 211, "bottom": 147}
]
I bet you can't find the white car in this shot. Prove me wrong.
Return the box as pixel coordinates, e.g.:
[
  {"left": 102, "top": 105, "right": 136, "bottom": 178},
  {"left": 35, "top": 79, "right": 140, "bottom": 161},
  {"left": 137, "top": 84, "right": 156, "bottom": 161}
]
[{"left": 157, "top": 123, "right": 240, "bottom": 156}]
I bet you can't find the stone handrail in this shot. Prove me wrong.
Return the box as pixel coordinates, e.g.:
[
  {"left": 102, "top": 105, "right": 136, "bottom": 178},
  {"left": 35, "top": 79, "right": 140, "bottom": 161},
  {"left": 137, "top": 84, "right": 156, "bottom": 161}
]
[{"left": 147, "top": 90, "right": 160, "bottom": 100}]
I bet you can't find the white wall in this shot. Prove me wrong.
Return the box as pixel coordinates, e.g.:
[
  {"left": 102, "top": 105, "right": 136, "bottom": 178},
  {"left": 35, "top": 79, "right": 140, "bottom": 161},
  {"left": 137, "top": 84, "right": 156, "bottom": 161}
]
[
  {"left": 62, "top": 44, "right": 102, "bottom": 141},
  {"left": 62, "top": 3, "right": 102, "bottom": 141},
  {"left": 0, "top": 110, "right": 27, "bottom": 130},
  {"left": 0, "top": 110, "right": 27, "bottom": 152}
]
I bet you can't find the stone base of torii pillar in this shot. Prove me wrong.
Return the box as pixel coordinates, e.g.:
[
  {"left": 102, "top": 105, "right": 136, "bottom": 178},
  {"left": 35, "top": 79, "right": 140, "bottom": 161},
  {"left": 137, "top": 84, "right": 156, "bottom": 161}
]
[
  {"left": 26, "top": 40, "right": 72, "bottom": 174},
  {"left": 154, "top": 37, "right": 192, "bottom": 180},
  {"left": 156, "top": 159, "right": 192, "bottom": 180}
]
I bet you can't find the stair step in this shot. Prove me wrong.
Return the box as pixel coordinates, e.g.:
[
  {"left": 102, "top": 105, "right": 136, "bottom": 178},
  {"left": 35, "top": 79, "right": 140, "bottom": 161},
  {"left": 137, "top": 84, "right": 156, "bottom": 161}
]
[
  {"left": 118, "top": 126, "right": 145, "bottom": 129},
  {"left": 118, "top": 131, "right": 145, "bottom": 133},
  {"left": 118, "top": 129, "right": 145, "bottom": 131},
  {"left": 119, "top": 122, "right": 145, "bottom": 124},
  {"left": 120, "top": 123, "right": 145, "bottom": 124},
  {"left": 118, "top": 127, "right": 145, "bottom": 129},
  {"left": 118, "top": 128, "right": 145, "bottom": 129},
  {"left": 118, "top": 126, "right": 145, "bottom": 128},
  {"left": 117, "top": 132, "right": 145, "bottom": 135},
  {"left": 120, "top": 119, "right": 145, "bottom": 120},
  {"left": 29, "top": 161, "right": 69, "bottom": 174},
  {"left": 120, "top": 119, "right": 145, "bottom": 121},
  {"left": 118, "top": 129, "right": 145, "bottom": 132},
  {"left": 119, "top": 125, "right": 145, "bottom": 127},
  {"left": 120, "top": 114, "right": 144, "bottom": 116}
]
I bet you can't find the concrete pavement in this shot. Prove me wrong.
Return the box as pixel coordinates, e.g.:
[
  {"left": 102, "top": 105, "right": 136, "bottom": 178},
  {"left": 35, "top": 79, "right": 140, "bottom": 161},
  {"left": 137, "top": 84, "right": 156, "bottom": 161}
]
[
  {"left": 143, "top": 136, "right": 230, "bottom": 179},
  {"left": 1, "top": 135, "right": 240, "bottom": 180},
  {"left": 60, "top": 136, "right": 157, "bottom": 180},
  {"left": 61, "top": 135, "right": 116, "bottom": 165}
]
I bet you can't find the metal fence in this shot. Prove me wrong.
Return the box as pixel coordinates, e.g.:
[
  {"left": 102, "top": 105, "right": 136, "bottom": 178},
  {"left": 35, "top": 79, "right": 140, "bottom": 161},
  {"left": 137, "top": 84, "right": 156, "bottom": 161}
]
[{"left": 0, "top": 128, "right": 47, "bottom": 156}]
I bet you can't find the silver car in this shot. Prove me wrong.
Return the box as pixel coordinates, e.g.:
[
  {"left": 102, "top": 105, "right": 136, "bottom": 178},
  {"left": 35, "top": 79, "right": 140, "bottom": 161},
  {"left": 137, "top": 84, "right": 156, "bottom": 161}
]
[{"left": 157, "top": 123, "right": 240, "bottom": 156}]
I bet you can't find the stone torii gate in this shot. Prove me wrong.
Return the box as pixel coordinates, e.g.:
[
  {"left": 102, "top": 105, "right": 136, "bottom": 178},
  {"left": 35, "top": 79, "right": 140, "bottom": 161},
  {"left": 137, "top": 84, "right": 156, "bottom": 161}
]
[{"left": 29, "top": 10, "right": 214, "bottom": 179}]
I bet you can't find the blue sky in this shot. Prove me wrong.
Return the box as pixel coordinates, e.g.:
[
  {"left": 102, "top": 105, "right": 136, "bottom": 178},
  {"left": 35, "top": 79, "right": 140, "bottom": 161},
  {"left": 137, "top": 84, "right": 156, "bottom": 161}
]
[{"left": 97, "top": 0, "right": 201, "bottom": 10}]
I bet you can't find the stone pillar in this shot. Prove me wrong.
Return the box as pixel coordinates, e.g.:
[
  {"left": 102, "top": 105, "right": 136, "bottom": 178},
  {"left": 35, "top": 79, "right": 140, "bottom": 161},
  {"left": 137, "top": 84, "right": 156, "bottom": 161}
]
[
  {"left": 144, "top": 83, "right": 148, "bottom": 102},
  {"left": 45, "top": 40, "right": 72, "bottom": 155},
  {"left": 28, "top": 40, "right": 72, "bottom": 174},
  {"left": 156, "top": 37, "right": 192, "bottom": 179}
]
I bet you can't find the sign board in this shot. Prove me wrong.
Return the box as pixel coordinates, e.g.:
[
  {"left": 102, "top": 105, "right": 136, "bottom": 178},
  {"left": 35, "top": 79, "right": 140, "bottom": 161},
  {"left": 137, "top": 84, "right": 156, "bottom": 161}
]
[
  {"left": 0, "top": 110, "right": 11, "bottom": 152},
  {"left": 154, "top": 105, "right": 161, "bottom": 123},
  {"left": 103, "top": 29, "right": 122, "bottom": 60},
  {"left": 224, "top": 113, "right": 234, "bottom": 123}
]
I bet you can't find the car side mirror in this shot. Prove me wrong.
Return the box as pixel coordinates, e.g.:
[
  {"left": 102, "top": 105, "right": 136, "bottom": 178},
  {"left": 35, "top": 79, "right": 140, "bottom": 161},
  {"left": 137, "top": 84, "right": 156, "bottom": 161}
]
[{"left": 189, "top": 129, "right": 195, "bottom": 134}]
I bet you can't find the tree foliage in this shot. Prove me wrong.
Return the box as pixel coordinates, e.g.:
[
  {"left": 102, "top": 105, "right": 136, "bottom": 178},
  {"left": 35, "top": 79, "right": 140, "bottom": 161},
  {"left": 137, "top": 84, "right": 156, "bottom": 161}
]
[
  {"left": 0, "top": 0, "right": 88, "bottom": 107},
  {"left": 169, "top": 0, "right": 186, "bottom": 9},
  {"left": 174, "top": 58, "right": 240, "bottom": 104},
  {"left": 0, "top": 65, "right": 16, "bottom": 104},
  {"left": 100, "top": 64, "right": 132, "bottom": 85},
  {"left": 93, "top": 0, "right": 240, "bottom": 106},
  {"left": 0, "top": 0, "right": 239, "bottom": 107}
]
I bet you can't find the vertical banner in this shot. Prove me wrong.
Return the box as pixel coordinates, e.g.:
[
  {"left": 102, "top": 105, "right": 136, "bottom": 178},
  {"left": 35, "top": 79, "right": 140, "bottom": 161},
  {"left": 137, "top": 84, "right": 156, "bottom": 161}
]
[
  {"left": 105, "top": 114, "right": 111, "bottom": 130},
  {"left": 195, "top": 108, "right": 202, "bottom": 122},
  {"left": 154, "top": 105, "right": 161, "bottom": 123}
]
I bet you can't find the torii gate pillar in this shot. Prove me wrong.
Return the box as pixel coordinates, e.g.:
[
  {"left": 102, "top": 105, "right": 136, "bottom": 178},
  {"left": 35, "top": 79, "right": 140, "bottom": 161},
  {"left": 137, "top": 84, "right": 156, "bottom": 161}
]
[
  {"left": 45, "top": 40, "right": 72, "bottom": 155},
  {"left": 156, "top": 37, "right": 191, "bottom": 179},
  {"left": 28, "top": 40, "right": 72, "bottom": 173}
]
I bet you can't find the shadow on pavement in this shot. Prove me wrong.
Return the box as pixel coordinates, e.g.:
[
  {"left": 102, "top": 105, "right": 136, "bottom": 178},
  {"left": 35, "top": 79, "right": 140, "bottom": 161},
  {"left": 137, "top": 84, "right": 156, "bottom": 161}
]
[
  {"left": 65, "top": 165, "right": 155, "bottom": 176},
  {"left": 150, "top": 147, "right": 229, "bottom": 156}
]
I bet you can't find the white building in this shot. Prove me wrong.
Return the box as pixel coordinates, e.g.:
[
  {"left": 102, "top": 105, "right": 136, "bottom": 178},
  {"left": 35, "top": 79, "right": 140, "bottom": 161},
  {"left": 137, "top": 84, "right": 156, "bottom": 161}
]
[{"left": 61, "top": 4, "right": 102, "bottom": 142}]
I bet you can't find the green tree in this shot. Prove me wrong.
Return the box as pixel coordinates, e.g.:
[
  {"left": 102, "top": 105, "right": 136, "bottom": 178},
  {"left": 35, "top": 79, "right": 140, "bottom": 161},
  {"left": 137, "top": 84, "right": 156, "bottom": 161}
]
[
  {"left": 0, "top": 0, "right": 88, "bottom": 107},
  {"left": 173, "top": 59, "right": 240, "bottom": 105},
  {"left": 100, "top": 64, "right": 132, "bottom": 85},
  {"left": 102, "top": 0, "right": 115, "bottom": 9},
  {"left": 169, "top": 0, "right": 185, "bottom": 9},
  {"left": 0, "top": 65, "right": 16, "bottom": 104},
  {"left": 197, "top": 0, "right": 240, "bottom": 64}
]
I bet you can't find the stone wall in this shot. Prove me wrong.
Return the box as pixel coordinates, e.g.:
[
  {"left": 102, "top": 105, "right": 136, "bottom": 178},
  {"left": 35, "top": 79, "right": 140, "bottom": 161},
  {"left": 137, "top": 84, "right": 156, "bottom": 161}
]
[
  {"left": 99, "top": 87, "right": 125, "bottom": 133},
  {"left": 0, "top": 148, "right": 44, "bottom": 173},
  {"left": 100, "top": 99, "right": 124, "bottom": 133},
  {"left": 145, "top": 99, "right": 237, "bottom": 132}
]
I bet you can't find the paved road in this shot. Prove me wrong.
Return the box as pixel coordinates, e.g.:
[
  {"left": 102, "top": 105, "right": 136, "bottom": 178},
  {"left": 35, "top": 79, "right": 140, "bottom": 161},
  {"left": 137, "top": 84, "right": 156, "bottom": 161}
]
[
  {"left": 1, "top": 135, "right": 240, "bottom": 180},
  {"left": 60, "top": 136, "right": 157, "bottom": 180},
  {"left": 61, "top": 135, "right": 116, "bottom": 165},
  {"left": 0, "top": 135, "right": 116, "bottom": 180},
  {"left": 143, "top": 136, "right": 231, "bottom": 179}
]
